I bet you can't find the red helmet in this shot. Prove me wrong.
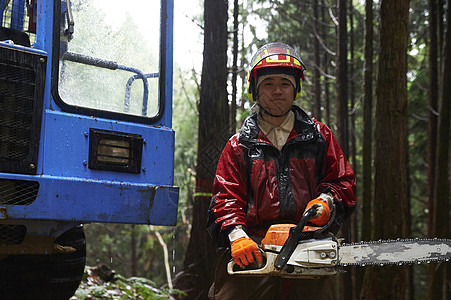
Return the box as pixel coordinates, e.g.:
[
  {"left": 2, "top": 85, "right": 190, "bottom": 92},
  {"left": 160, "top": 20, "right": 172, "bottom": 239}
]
[{"left": 247, "top": 42, "right": 306, "bottom": 101}]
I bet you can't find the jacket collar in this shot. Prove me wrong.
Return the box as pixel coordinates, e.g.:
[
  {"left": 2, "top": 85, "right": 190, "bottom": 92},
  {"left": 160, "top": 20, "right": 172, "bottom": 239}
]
[{"left": 239, "top": 106, "right": 319, "bottom": 145}]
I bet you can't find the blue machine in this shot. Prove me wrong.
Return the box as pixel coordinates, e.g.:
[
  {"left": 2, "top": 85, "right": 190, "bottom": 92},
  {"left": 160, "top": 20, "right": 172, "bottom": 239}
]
[{"left": 0, "top": 0, "right": 178, "bottom": 298}]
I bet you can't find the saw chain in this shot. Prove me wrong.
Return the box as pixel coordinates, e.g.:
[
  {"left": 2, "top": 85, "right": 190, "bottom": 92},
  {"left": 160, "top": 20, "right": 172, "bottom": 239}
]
[{"left": 338, "top": 238, "right": 451, "bottom": 267}]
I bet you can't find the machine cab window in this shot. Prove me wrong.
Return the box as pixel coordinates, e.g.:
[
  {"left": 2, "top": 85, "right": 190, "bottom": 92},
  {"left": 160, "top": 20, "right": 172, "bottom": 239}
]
[{"left": 55, "top": 0, "right": 164, "bottom": 121}]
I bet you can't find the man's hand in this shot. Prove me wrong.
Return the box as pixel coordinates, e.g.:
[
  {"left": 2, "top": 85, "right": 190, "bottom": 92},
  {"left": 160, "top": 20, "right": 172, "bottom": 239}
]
[
  {"left": 230, "top": 237, "right": 263, "bottom": 268},
  {"left": 305, "top": 193, "right": 333, "bottom": 226}
]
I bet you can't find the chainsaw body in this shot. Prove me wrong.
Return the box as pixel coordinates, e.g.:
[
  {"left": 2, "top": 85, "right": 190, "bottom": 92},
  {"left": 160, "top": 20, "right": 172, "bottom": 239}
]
[{"left": 228, "top": 236, "right": 340, "bottom": 278}]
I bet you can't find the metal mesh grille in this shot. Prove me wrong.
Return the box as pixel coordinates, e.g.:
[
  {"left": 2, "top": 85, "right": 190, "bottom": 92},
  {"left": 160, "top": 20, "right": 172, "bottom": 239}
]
[
  {"left": 0, "top": 224, "right": 26, "bottom": 245},
  {"left": 0, "top": 62, "right": 35, "bottom": 161},
  {"left": 0, "top": 179, "right": 39, "bottom": 205}
]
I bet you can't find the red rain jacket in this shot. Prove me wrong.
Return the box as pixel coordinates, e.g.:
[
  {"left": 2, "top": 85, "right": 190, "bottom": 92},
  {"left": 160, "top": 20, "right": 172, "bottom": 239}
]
[{"left": 207, "top": 106, "right": 356, "bottom": 246}]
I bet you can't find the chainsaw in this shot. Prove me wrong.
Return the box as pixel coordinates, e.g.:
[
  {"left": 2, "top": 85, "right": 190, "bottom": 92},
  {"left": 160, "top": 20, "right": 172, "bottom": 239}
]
[{"left": 227, "top": 206, "right": 451, "bottom": 278}]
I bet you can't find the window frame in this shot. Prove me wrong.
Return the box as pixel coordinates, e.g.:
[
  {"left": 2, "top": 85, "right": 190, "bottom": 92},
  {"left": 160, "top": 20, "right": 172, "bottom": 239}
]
[{"left": 50, "top": 0, "right": 169, "bottom": 124}]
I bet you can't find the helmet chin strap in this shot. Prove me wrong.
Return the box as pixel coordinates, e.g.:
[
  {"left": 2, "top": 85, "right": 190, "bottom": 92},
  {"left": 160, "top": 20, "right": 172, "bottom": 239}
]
[{"left": 257, "top": 102, "right": 291, "bottom": 118}]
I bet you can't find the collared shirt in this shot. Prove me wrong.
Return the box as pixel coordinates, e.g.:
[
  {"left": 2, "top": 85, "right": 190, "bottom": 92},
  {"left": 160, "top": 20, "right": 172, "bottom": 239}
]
[{"left": 257, "top": 111, "right": 295, "bottom": 150}]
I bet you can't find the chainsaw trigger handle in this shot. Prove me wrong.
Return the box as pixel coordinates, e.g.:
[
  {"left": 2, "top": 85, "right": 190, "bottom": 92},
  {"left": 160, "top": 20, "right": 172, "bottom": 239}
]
[
  {"left": 274, "top": 204, "right": 337, "bottom": 271},
  {"left": 274, "top": 207, "right": 317, "bottom": 270}
]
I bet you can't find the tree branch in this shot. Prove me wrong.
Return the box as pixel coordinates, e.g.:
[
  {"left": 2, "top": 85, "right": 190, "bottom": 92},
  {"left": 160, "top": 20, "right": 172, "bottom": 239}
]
[{"left": 150, "top": 226, "right": 173, "bottom": 290}]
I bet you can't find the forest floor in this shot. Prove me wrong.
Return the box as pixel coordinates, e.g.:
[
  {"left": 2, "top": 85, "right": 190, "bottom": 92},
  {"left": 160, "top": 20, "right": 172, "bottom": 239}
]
[{"left": 70, "top": 265, "right": 179, "bottom": 300}]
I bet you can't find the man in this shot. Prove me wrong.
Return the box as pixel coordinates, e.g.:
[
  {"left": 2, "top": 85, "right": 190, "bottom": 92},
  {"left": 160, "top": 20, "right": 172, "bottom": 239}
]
[{"left": 207, "top": 42, "right": 356, "bottom": 300}]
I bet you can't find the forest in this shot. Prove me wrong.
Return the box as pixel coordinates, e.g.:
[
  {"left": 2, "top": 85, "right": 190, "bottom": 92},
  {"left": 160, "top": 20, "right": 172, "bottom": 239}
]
[{"left": 78, "top": 0, "right": 450, "bottom": 299}]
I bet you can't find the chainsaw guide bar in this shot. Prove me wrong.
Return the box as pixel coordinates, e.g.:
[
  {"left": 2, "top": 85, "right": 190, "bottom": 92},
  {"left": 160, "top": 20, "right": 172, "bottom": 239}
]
[{"left": 338, "top": 238, "right": 451, "bottom": 267}]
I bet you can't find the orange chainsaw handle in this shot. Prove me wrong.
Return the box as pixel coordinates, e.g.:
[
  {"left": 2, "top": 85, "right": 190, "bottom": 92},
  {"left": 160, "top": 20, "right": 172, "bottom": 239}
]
[{"left": 274, "top": 204, "right": 336, "bottom": 270}]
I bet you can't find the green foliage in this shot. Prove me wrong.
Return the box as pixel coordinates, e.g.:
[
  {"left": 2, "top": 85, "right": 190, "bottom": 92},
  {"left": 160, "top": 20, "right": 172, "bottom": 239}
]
[
  {"left": 172, "top": 65, "right": 199, "bottom": 255},
  {"left": 72, "top": 268, "right": 186, "bottom": 299}
]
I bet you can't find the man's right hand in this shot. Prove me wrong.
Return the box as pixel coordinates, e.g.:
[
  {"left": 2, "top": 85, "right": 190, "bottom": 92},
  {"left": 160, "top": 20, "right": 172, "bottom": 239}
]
[
  {"left": 305, "top": 193, "right": 333, "bottom": 226},
  {"left": 230, "top": 237, "right": 263, "bottom": 268}
]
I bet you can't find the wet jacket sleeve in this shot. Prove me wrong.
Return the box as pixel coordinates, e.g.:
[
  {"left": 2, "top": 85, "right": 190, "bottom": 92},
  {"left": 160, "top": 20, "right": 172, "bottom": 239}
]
[
  {"left": 207, "top": 136, "right": 249, "bottom": 246},
  {"left": 315, "top": 121, "right": 356, "bottom": 232}
]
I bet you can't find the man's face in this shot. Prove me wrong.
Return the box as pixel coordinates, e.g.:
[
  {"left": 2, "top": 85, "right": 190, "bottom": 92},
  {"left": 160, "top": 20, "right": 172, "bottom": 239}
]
[{"left": 257, "top": 75, "right": 295, "bottom": 116}]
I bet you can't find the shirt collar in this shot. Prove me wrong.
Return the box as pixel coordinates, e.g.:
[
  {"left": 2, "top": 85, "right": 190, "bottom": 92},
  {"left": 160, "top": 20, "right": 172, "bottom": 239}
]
[{"left": 257, "top": 110, "right": 295, "bottom": 136}]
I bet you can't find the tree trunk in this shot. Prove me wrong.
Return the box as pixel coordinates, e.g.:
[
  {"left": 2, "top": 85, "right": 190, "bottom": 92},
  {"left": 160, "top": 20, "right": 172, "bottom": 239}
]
[
  {"left": 438, "top": 0, "right": 445, "bottom": 62},
  {"left": 240, "top": 22, "right": 246, "bottom": 112},
  {"left": 321, "top": 0, "right": 331, "bottom": 125},
  {"left": 336, "top": 0, "right": 350, "bottom": 299},
  {"left": 131, "top": 224, "right": 137, "bottom": 277},
  {"left": 174, "top": 0, "right": 229, "bottom": 298},
  {"left": 360, "top": 0, "right": 411, "bottom": 298},
  {"left": 349, "top": 2, "right": 359, "bottom": 299},
  {"left": 336, "top": 0, "right": 348, "bottom": 154},
  {"left": 426, "top": 0, "right": 440, "bottom": 296},
  {"left": 231, "top": 0, "right": 239, "bottom": 133},
  {"left": 362, "top": 0, "right": 373, "bottom": 243},
  {"left": 313, "top": 0, "right": 321, "bottom": 120},
  {"left": 427, "top": 0, "right": 439, "bottom": 239},
  {"left": 361, "top": 1, "right": 374, "bottom": 297},
  {"left": 429, "top": 0, "right": 451, "bottom": 298}
]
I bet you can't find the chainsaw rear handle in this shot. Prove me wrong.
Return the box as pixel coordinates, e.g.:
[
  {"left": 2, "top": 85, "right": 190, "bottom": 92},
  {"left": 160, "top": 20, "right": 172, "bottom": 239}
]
[{"left": 274, "top": 204, "right": 336, "bottom": 270}]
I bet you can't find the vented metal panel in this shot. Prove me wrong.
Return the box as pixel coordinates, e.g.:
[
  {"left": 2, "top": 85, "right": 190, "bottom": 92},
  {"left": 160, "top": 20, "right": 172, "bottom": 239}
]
[
  {"left": 0, "top": 179, "right": 39, "bottom": 205},
  {"left": 0, "top": 224, "right": 26, "bottom": 245},
  {"left": 0, "top": 44, "right": 46, "bottom": 174},
  {"left": 0, "top": 62, "right": 35, "bottom": 159}
]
